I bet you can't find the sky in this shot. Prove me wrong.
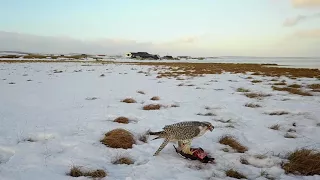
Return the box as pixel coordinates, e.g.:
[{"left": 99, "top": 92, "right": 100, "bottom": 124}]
[{"left": 0, "top": 0, "right": 320, "bottom": 57}]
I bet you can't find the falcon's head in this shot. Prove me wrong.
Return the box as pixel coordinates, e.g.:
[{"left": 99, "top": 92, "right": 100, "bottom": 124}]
[{"left": 201, "top": 121, "right": 214, "bottom": 132}]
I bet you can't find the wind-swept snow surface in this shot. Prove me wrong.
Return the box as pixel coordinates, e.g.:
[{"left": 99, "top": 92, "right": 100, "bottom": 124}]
[{"left": 0, "top": 62, "right": 319, "bottom": 180}]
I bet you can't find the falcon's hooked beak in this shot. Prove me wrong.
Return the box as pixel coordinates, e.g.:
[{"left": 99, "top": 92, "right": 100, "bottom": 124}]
[{"left": 207, "top": 125, "right": 214, "bottom": 132}]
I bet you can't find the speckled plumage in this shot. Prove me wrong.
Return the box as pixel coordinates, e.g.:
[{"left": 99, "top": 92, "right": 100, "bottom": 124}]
[{"left": 149, "top": 121, "right": 214, "bottom": 156}]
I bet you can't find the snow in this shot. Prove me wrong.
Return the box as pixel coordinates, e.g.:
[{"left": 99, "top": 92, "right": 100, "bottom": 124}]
[{"left": 0, "top": 62, "right": 319, "bottom": 180}]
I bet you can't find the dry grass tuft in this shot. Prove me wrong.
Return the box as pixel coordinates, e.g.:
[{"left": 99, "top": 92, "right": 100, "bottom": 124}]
[
  {"left": 85, "top": 97, "right": 98, "bottom": 100},
  {"left": 150, "top": 96, "right": 160, "bottom": 100},
  {"left": 113, "top": 116, "right": 129, "bottom": 124},
  {"left": 307, "top": 84, "right": 320, "bottom": 90},
  {"left": 284, "top": 133, "right": 296, "bottom": 139},
  {"left": 268, "top": 111, "right": 289, "bottom": 116},
  {"left": 121, "top": 98, "right": 137, "bottom": 103},
  {"left": 246, "top": 76, "right": 253, "bottom": 79},
  {"left": 237, "top": 88, "right": 250, "bottom": 92},
  {"left": 137, "top": 90, "right": 145, "bottom": 94},
  {"left": 112, "top": 156, "right": 134, "bottom": 165},
  {"left": 68, "top": 166, "right": 106, "bottom": 178},
  {"left": 100, "top": 128, "right": 135, "bottom": 149},
  {"left": 269, "top": 124, "right": 280, "bottom": 130},
  {"left": 225, "top": 169, "right": 247, "bottom": 179},
  {"left": 244, "top": 92, "right": 271, "bottom": 99},
  {"left": 240, "top": 157, "right": 249, "bottom": 165},
  {"left": 272, "top": 86, "right": 312, "bottom": 96},
  {"left": 252, "top": 80, "right": 262, "bottom": 83},
  {"left": 171, "top": 104, "right": 180, "bottom": 108},
  {"left": 219, "top": 135, "right": 248, "bottom": 153},
  {"left": 244, "top": 103, "right": 261, "bottom": 108},
  {"left": 196, "top": 112, "right": 216, "bottom": 116},
  {"left": 288, "top": 84, "right": 301, "bottom": 88},
  {"left": 270, "top": 78, "right": 278, "bottom": 81},
  {"left": 282, "top": 148, "right": 320, "bottom": 176},
  {"left": 287, "top": 128, "right": 296, "bottom": 133},
  {"left": 143, "top": 104, "right": 161, "bottom": 110},
  {"left": 273, "top": 82, "right": 287, "bottom": 85}
]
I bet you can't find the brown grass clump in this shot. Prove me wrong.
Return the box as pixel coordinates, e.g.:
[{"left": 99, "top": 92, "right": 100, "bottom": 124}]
[
  {"left": 244, "top": 103, "right": 261, "bottom": 108},
  {"left": 150, "top": 96, "right": 160, "bottom": 100},
  {"left": 225, "top": 169, "right": 247, "bottom": 179},
  {"left": 112, "top": 157, "right": 134, "bottom": 165},
  {"left": 282, "top": 149, "right": 320, "bottom": 176},
  {"left": 113, "top": 116, "right": 129, "bottom": 124},
  {"left": 273, "top": 82, "right": 287, "bottom": 85},
  {"left": 143, "top": 104, "right": 162, "bottom": 110},
  {"left": 252, "top": 80, "right": 262, "bottom": 83},
  {"left": 137, "top": 90, "right": 145, "bottom": 94},
  {"left": 288, "top": 84, "right": 301, "bottom": 88},
  {"left": 307, "top": 84, "right": 320, "bottom": 90},
  {"left": 244, "top": 92, "right": 271, "bottom": 99},
  {"left": 124, "top": 62, "right": 320, "bottom": 79},
  {"left": 100, "top": 128, "right": 135, "bottom": 149},
  {"left": 268, "top": 111, "right": 289, "bottom": 116},
  {"left": 219, "top": 135, "right": 248, "bottom": 153},
  {"left": 68, "top": 166, "right": 106, "bottom": 178},
  {"left": 237, "top": 88, "right": 250, "bottom": 92},
  {"left": 121, "top": 98, "right": 137, "bottom": 103},
  {"left": 269, "top": 124, "right": 280, "bottom": 130},
  {"left": 272, "top": 86, "right": 312, "bottom": 96}
]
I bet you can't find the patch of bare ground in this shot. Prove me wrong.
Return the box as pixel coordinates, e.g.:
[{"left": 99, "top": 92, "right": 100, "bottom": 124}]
[
  {"left": 225, "top": 169, "right": 247, "bottom": 179},
  {"left": 113, "top": 116, "right": 129, "bottom": 124},
  {"left": 272, "top": 86, "right": 313, "bottom": 96},
  {"left": 67, "top": 166, "right": 106, "bottom": 178},
  {"left": 100, "top": 128, "right": 135, "bottom": 149},
  {"left": 121, "top": 98, "right": 137, "bottom": 103},
  {"left": 8, "top": 82, "right": 15, "bottom": 84},
  {"left": 112, "top": 156, "right": 134, "bottom": 165},
  {"left": 251, "top": 80, "right": 262, "bottom": 83},
  {"left": 215, "top": 118, "right": 232, "bottom": 123},
  {"left": 307, "top": 84, "right": 320, "bottom": 91},
  {"left": 288, "top": 84, "right": 301, "bottom": 88},
  {"left": 85, "top": 97, "right": 98, "bottom": 100},
  {"left": 150, "top": 96, "right": 160, "bottom": 100},
  {"left": 244, "top": 92, "right": 271, "bottom": 99},
  {"left": 237, "top": 88, "right": 250, "bottom": 92},
  {"left": 196, "top": 112, "right": 216, "bottom": 116},
  {"left": 284, "top": 133, "right": 296, "bottom": 139},
  {"left": 287, "top": 128, "right": 296, "bottom": 132},
  {"left": 240, "top": 157, "right": 249, "bottom": 165},
  {"left": 143, "top": 104, "right": 162, "bottom": 110},
  {"left": 273, "top": 82, "right": 287, "bottom": 85},
  {"left": 122, "top": 62, "right": 320, "bottom": 79},
  {"left": 282, "top": 149, "right": 320, "bottom": 176},
  {"left": 170, "top": 104, "right": 180, "bottom": 107},
  {"left": 246, "top": 76, "right": 253, "bottom": 79},
  {"left": 137, "top": 90, "right": 145, "bottom": 94},
  {"left": 270, "top": 78, "right": 278, "bottom": 81},
  {"left": 269, "top": 124, "right": 280, "bottom": 130},
  {"left": 244, "top": 103, "right": 261, "bottom": 108},
  {"left": 219, "top": 135, "right": 248, "bottom": 153},
  {"left": 268, "top": 111, "right": 289, "bottom": 116}
]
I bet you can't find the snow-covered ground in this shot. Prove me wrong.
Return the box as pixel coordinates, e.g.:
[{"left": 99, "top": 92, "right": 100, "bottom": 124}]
[{"left": 0, "top": 62, "right": 319, "bottom": 180}]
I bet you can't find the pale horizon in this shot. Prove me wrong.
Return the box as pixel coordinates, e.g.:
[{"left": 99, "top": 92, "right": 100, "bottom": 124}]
[{"left": 1, "top": 0, "right": 320, "bottom": 57}]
